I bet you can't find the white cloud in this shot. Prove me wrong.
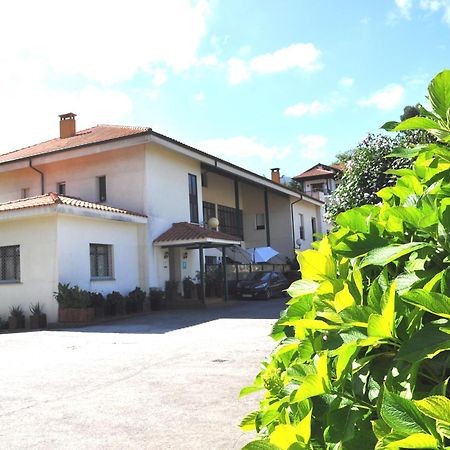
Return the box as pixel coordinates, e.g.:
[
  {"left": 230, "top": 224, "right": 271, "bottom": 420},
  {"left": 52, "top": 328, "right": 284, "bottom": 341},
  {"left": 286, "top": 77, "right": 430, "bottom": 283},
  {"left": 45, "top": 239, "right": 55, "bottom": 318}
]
[
  {"left": 358, "top": 83, "right": 405, "bottom": 111},
  {"left": 0, "top": 0, "right": 211, "bottom": 153},
  {"left": 284, "top": 101, "right": 332, "bottom": 117},
  {"left": 152, "top": 69, "right": 168, "bottom": 87},
  {"left": 249, "top": 43, "right": 322, "bottom": 74},
  {"left": 227, "top": 58, "right": 251, "bottom": 85},
  {"left": 196, "top": 136, "right": 290, "bottom": 165},
  {"left": 395, "top": 0, "right": 413, "bottom": 18},
  {"left": 0, "top": 0, "right": 210, "bottom": 85},
  {"left": 0, "top": 85, "right": 133, "bottom": 154},
  {"left": 194, "top": 92, "right": 205, "bottom": 102},
  {"left": 340, "top": 77, "right": 355, "bottom": 87},
  {"left": 420, "top": 0, "right": 450, "bottom": 25},
  {"left": 226, "top": 42, "right": 322, "bottom": 84},
  {"left": 298, "top": 135, "right": 328, "bottom": 160}
]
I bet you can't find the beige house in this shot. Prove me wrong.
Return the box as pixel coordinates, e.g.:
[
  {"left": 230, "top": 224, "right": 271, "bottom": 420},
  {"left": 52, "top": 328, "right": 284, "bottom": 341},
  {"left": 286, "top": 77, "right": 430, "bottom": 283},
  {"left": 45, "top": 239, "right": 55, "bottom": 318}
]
[{"left": 0, "top": 113, "right": 324, "bottom": 322}]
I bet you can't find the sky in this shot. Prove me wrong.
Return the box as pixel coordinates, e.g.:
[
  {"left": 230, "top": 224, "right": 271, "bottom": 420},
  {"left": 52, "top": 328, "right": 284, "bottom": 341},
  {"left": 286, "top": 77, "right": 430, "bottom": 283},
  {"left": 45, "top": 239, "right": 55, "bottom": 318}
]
[{"left": 0, "top": 0, "right": 449, "bottom": 179}]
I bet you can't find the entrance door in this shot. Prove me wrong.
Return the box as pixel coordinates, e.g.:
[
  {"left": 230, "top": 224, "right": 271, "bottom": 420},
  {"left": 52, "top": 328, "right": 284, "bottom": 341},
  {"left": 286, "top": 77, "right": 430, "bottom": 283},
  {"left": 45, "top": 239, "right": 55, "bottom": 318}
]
[{"left": 169, "top": 247, "right": 181, "bottom": 292}]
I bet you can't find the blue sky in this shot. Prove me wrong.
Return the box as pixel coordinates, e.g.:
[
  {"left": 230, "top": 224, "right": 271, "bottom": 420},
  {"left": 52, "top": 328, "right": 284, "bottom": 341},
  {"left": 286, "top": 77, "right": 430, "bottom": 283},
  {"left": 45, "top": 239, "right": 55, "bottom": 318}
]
[{"left": 0, "top": 0, "right": 449, "bottom": 178}]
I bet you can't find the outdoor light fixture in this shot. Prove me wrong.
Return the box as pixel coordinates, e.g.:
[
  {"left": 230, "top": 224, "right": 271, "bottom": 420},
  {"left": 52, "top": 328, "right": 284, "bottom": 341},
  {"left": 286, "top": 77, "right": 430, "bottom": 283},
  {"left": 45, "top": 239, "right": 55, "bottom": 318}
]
[
  {"left": 183, "top": 252, "right": 188, "bottom": 259},
  {"left": 207, "top": 217, "right": 219, "bottom": 230},
  {"left": 164, "top": 251, "right": 169, "bottom": 259}
]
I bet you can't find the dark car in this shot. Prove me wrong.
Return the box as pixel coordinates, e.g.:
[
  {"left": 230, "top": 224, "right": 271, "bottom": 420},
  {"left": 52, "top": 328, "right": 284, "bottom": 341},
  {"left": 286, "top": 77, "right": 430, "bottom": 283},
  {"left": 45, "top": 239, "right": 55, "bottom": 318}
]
[{"left": 236, "top": 271, "right": 290, "bottom": 300}]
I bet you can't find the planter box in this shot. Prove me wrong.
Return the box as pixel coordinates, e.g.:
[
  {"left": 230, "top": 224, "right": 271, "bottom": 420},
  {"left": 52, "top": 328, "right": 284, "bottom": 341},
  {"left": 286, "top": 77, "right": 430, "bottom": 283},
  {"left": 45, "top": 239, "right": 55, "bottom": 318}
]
[
  {"left": 30, "top": 314, "right": 47, "bottom": 329},
  {"left": 8, "top": 316, "right": 25, "bottom": 329},
  {"left": 58, "top": 307, "right": 95, "bottom": 323}
]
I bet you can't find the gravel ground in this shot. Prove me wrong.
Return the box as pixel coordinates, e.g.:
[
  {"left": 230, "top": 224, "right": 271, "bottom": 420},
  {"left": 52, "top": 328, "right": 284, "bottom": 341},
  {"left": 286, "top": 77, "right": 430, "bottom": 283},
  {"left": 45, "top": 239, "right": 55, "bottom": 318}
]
[{"left": 0, "top": 298, "right": 286, "bottom": 450}]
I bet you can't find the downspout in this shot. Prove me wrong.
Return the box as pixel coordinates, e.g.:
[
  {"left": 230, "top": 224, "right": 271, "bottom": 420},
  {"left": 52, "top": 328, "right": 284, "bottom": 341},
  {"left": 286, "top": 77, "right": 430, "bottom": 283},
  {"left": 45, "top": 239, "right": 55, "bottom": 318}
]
[
  {"left": 290, "top": 194, "right": 303, "bottom": 251},
  {"left": 29, "top": 159, "right": 45, "bottom": 195}
]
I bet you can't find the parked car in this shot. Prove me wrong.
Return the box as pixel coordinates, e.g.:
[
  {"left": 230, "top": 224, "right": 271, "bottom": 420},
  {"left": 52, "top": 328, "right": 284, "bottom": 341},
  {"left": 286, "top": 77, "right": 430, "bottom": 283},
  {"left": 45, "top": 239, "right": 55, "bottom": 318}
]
[{"left": 236, "top": 271, "right": 289, "bottom": 300}]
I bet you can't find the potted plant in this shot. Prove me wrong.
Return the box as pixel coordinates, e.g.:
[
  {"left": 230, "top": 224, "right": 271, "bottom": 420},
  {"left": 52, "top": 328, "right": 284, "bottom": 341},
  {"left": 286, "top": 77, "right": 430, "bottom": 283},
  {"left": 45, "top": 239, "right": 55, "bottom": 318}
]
[
  {"left": 106, "top": 291, "right": 125, "bottom": 316},
  {"left": 165, "top": 280, "right": 179, "bottom": 302},
  {"left": 128, "top": 287, "right": 146, "bottom": 313},
  {"left": 29, "top": 302, "right": 47, "bottom": 329},
  {"left": 149, "top": 288, "right": 165, "bottom": 311},
  {"left": 55, "top": 283, "right": 95, "bottom": 323},
  {"left": 89, "top": 292, "right": 105, "bottom": 319},
  {"left": 8, "top": 305, "right": 25, "bottom": 330},
  {"left": 182, "top": 277, "right": 195, "bottom": 299}
]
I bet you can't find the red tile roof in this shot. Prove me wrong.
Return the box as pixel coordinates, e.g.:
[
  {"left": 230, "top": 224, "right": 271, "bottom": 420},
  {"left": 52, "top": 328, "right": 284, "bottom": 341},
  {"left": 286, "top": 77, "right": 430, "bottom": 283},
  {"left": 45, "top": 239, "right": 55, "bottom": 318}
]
[
  {"left": 0, "top": 193, "right": 146, "bottom": 217},
  {"left": 154, "top": 222, "right": 241, "bottom": 244},
  {"left": 0, "top": 125, "right": 150, "bottom": 164},
  {"left": 293, "top": 167, "right": 335, "bottom": 179}
]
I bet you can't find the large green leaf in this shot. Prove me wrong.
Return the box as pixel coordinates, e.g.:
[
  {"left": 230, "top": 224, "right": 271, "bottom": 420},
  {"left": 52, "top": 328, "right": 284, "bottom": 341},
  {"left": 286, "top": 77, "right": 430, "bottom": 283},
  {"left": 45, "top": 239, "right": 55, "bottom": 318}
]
[
  {"left": 240, "top": 411, "right": 258, "bottom": 431},
  {"left": 335, "top": 205, "right": 376, "bottom": 233},
  {"left": 360, "top": 243, "right": 431, "bottom": 268},
  {"left": 242, "top": 440, "right": 281, "bottom": 450},
  {"left": 402, "top": 290, "right": 450, "bottom": 319},
  {"left": 393, "top": 116, "right": 443, "bottom": 131},
  {"left": 414, "top": 396, "right": 450, "bottom": 426},
  {"left": 428, "top": 69, "right": 450, "bottom": 122},
  {"left": 287, "top": 280, "right": 319, "bottom": 298},
  {"left": 385, "top": 432, "right": 438, "bottom": 449},
  {"left": 397, "top": 323, "right": 450, "bottom": 362},
  {"left": 380, "top": 389, "right": 428, "bottom": 435}
]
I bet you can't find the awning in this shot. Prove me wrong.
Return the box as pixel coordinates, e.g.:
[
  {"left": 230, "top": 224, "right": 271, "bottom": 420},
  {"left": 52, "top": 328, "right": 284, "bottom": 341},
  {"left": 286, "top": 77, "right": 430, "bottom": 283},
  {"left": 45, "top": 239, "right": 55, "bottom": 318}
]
[{"left": 153, "top": 221, "right": 241, "bottom": 248}]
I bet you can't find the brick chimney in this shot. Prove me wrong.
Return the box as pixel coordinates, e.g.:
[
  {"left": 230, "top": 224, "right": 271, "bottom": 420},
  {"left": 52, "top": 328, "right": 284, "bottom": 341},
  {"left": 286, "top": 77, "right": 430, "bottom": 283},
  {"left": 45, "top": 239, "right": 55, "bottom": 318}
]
[
  {"left": 59, "top": 113, "right": 77, "bottom": 139},
  {"left": 271, "top": 168, "right": 280, "bottom": 183}
]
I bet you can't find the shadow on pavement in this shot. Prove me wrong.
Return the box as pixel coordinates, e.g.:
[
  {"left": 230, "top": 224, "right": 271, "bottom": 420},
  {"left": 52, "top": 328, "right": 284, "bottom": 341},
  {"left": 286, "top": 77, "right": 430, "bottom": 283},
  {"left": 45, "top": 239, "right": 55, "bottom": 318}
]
[{"left": 56, "top": 298, "right": 287, "bottom": 335}]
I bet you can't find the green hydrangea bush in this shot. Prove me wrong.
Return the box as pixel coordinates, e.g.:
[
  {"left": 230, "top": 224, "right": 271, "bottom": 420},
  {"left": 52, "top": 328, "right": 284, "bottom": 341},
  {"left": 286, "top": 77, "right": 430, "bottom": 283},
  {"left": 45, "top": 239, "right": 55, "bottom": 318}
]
[{"left": 240, "top": 70, "right": 450, "bottom": 450}]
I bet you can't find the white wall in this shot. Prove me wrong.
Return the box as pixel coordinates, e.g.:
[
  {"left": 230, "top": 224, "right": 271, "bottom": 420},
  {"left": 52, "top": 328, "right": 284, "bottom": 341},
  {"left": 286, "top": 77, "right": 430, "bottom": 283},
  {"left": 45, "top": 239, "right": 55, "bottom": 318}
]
[
  {"left": 241, "top": 183, "right": 268, "bottom": 249},
  {"left": 57, "top": 214, "right": 145, "bottom": 299},
  {"left": 292, "top": 200, "right": 322, "bottom": 251},
  {"left": 0, "top": 215, "right": 59, "bottom": 323},
  {"left": 145, "top": 143, "right": 202, "bottom": 288},
  {"left": 0, "top": 145, "right": 146, "bottom": 214}
]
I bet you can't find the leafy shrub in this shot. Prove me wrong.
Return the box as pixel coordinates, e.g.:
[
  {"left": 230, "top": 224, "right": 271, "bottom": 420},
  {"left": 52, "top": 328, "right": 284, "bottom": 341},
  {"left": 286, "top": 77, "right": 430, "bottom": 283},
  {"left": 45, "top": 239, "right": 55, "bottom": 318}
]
[
  {"left": 241, "top": 70, "right": 450, "bottom": 449},
  {"left": 9, "top": 305, "right": 24, "bottom": 318},
  {"left": 54, "top": 283, "right": 91, "bottom": 308},
  {"left": 29, "top": 302, "right": 44, "bottom": 315},
  {"left": 325, "top": 130, "right": 435, "bottom": 223}
]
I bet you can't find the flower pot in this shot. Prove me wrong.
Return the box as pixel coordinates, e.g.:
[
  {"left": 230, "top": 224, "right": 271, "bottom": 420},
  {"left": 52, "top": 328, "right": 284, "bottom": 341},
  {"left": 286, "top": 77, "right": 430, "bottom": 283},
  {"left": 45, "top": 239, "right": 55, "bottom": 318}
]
[
  {"left": 30, "top": 314, "right": 47, "bottom": 329},
  {"left": 58, "top": 307, "right": 95, "bottom": 323},
  {"left": 8, "top": 316, "right": 25, "bottom": 329}
]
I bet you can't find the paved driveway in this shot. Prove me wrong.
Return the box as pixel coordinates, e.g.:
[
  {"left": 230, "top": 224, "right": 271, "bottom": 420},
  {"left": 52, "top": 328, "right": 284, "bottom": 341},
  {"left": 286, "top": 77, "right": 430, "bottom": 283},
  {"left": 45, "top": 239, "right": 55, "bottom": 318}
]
[{"left": 0, "top": 299, "right": 286, "bottom": 450}]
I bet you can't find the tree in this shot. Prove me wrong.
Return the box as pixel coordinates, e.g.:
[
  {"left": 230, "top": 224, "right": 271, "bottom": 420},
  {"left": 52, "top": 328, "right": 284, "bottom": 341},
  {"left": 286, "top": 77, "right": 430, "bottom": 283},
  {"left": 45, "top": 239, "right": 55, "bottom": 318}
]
[
  {"left": 325, "top": 130, "right": 435, "bottom": 223},
  {"left": 240, "top": 70, "right": 450, "bottom": 450}
]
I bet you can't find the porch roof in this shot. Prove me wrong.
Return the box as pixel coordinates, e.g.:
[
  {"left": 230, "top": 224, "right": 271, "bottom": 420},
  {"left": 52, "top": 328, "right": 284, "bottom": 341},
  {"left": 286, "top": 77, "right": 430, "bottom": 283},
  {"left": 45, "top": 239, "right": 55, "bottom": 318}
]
[{"left": 153, "top": 222, "right": 241, "bottom": 248}]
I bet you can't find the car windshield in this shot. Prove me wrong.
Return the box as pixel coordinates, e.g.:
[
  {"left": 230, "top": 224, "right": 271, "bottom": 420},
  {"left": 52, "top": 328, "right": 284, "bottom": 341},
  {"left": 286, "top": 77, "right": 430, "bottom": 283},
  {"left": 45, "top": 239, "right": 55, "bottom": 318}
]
[{"left": 245, "top": 272, "right": 271, "bottom": 282}]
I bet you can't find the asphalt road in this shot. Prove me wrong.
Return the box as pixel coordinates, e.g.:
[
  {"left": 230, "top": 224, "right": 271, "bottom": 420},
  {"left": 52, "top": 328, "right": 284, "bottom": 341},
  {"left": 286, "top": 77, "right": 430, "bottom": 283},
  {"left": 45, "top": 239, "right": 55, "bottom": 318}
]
[{"left": 0, "top": 298, "right": 286, "bottom": 450}]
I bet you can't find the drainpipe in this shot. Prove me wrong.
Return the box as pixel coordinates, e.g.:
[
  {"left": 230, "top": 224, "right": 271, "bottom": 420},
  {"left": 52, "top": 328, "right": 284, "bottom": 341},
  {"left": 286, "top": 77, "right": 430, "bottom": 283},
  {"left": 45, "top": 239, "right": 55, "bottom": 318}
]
[
  {"left": 290, "top": 194, "right": 303, "bottom": 251},
  {"left": 29, "top": 159, "right": 45, "bottom": 195}
]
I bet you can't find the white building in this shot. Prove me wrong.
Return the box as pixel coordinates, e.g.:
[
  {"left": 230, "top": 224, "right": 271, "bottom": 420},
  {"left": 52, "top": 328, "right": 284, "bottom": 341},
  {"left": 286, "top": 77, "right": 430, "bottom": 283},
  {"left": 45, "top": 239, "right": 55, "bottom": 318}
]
[{"left": 0, "top": 113, "right": 324, "bottom": 322}]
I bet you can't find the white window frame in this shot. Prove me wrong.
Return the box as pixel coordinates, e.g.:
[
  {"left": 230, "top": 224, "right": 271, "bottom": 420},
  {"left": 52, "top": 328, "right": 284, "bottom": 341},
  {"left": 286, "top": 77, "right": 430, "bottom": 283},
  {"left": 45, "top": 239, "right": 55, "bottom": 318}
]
[{"left": 90, "top": 243, "right": 113, "bottom": 279}]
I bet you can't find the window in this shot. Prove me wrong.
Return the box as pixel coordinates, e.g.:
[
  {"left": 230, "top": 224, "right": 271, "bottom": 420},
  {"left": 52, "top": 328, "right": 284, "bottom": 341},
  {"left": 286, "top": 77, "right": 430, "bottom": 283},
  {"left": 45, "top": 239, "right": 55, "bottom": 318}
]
[
  {"left": 311, "top": 217, "right": 317, "bottom": 241},
  {"left": 98, "top": 176, "right": 106, "bottom": 202},
  {"left": 0, "top": 245, "right": 20, "bottom": 282},
  {"left": 57, "top": 182, "right": 66, "bottom": 195},
  {"left": 311, "top": 183, "right": 324, "bottom": 192},
  {"left": 21, "top": 188, "right": 30, "bottom": 199},
  {"left": 299, "top": 213, "right": 305, "bottom": 240},
  {"left": 256, "top": 213, "right": 265, "bottom": 230},
  {"left": 203, "top": 201, "right": 216, "bottom": 223},
  {"left": 90, "top": 244, "right": 113, "bottom": 278},
  {"left": 201, "top": 172, "right": 208, "bottom": 187},
  {"left": 188, "top": 174, "right": 199, "bottom": 223},
  {"left": 218, "top": 204, "right": 243, "bottom": 238}
]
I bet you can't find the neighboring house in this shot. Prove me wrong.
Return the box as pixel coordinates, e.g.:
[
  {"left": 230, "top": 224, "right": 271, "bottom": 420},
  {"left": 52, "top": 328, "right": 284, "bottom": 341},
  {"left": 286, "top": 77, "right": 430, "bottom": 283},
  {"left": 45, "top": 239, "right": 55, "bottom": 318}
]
[
  {"left": 0, "top": 113, "right": 324, "bottom": 322},
  {"left": 292, "top": 163, "right": 343, "bottom": 200}
]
